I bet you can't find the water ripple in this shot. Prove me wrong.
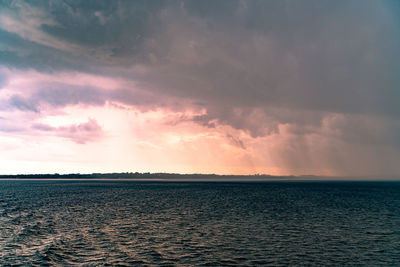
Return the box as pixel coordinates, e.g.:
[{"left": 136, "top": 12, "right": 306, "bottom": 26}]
[{"left": 0, "top": 181, "right": 399, "bottom": 265}]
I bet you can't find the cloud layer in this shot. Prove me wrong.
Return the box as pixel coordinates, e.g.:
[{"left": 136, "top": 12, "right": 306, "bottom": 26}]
[{"left": 0, "top": 0, "right": 400, "bottom": 176}]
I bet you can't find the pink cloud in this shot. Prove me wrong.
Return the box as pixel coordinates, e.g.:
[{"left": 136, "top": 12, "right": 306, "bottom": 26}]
[{"left": 32, "top": 118, "right": 103, "bottom": 144}]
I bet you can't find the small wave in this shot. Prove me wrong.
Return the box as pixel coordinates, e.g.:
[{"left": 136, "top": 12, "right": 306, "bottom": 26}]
[{"left": 0, "top": 181, "right": 399, "bottom": 265}]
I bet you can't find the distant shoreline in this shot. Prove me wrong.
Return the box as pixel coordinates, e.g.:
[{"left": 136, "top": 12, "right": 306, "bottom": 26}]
[{"left": 0, "top": 173, "right": 398, "bottom": 181}]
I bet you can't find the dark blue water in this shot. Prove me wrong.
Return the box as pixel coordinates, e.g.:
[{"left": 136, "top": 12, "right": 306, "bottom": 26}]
[{"left": 0, "top": 180, "right": 399, "bottom": 266}]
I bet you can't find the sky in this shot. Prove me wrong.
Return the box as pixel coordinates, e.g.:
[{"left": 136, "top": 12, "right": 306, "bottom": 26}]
[{"left": 0, "top": 0, "right": 400, "bottom": 176}]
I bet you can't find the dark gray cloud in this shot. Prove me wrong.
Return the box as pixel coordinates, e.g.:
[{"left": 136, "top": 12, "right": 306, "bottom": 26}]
[
  {"left": 41, "top": 1, "right": 164, "bottom": 49},
  {"left": 1, "top": 1, "right": 399, "bottom": 115},
  {"left": 0, "top": 28, "right": 93, "bottom": 72},
  {"left": 6, "top": 84, "right": 106, "bottom": 112},
  {"left": 144, "top": 0, "right": 400, "bottom": 116},
  {"left": 2, "top": 1, "right": 399, "bottom": 118},
  {"left": 5, "top": 82, "right": 172, "bottom": 113}
]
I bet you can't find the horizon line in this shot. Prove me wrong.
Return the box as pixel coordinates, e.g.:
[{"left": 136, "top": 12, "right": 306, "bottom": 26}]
[{"left": 0, "top": 172, "right": 399, "bottom": 181}]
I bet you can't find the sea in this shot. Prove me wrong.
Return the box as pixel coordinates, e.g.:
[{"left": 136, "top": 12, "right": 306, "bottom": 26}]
[{"left": 0, "top": 180, "right": 399, "bottom": 266}]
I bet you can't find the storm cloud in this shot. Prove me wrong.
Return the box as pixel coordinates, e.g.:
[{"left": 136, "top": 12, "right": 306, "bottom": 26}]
[{"left": 1, "top": 0, "right": 400, "bottom": 175}]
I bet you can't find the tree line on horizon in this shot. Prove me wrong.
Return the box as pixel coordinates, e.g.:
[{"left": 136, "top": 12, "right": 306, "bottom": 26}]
[{"left": 0, "top": 172, "right": 302, "bottom": 179}]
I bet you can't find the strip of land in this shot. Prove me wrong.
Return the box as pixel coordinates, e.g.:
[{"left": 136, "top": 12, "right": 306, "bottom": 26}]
[
  {"left": 0, "top": 172, "right": 317, "bottom": 181},
  {"left": 0, "top": 173, "right": 398, "bottom": 181}
]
